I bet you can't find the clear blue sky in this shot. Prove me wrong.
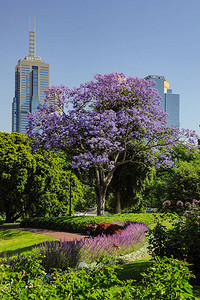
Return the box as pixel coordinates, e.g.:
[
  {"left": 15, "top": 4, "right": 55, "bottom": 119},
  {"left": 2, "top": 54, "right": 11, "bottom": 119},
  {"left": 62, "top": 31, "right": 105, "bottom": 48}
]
[{"left": 1, "top": 0, "right": 200, "bottom": 134}]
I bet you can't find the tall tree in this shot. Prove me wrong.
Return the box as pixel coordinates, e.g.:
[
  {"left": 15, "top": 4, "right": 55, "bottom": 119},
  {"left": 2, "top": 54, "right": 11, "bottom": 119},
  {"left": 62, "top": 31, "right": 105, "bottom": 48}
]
[
  {"left": 27, "top": 73, "right": 198, "bottom": 215},
  {"left": 0, "top": 132, "right": 83, "bottom": 222},
  {"left": 0, "top": 133, "right": 35, "bottom": 222}
]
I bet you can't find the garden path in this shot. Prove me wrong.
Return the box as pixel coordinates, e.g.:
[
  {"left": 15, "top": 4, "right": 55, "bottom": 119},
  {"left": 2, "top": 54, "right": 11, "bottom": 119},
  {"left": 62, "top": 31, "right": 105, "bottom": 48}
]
[
  {"left": 0, "top": 224, "right": 87, "bottom": 241},
  {"left": 17, "top": 228, "right": 87, "bottom": 241}
]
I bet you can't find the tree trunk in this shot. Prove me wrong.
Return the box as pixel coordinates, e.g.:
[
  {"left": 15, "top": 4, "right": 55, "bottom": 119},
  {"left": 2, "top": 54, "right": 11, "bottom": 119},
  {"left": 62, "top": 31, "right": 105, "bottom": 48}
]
[
  {"left": 96, "top": 186, "right": 107, "bottom": 215},
  {"left": 114, "top": 191, "right": 121, "bottom": 214},
  {"left": 5, "top": 203, "right": 20, "bottom": 223},
  {"left": 5, "top": 211, "right": 14, "bottom": 223}
]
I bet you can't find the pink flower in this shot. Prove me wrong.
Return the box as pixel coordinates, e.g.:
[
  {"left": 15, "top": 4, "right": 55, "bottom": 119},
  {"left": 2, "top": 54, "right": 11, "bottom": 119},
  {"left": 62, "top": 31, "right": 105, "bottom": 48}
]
[
  {"left": 192, "top": 199, "right": 198, "bottom": 204},
  {"left": 192, "top": 199, "right": 198, "bottom": 206},
  {"left": 163, "top": 200, "right": 171, "bottom": 206},
  {"left": 185, "top": 202, "right": 191, "bottom": 207},
  {"left": 176, "top": 201, "right": 183, "bottom": 206},
  {"left": 181, "top": 224, "right": 186, "bottom": 228}
]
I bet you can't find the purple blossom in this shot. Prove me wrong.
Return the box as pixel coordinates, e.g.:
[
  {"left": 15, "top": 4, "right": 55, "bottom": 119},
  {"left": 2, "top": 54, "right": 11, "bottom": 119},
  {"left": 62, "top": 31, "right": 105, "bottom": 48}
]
[
  {"left": 176, "top": 201, "right": 183, "bottom": 207},
  {"left": 39, "top": 222, "right": 148, "bottom": 269},
  {"left": 26, "top": 72, "right": 200, "bottom": 215}
]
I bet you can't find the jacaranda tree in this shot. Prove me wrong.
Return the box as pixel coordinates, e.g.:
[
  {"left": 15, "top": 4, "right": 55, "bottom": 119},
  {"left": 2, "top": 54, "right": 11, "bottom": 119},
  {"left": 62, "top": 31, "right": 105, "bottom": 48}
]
[{"left": 27, "top": 72, "right": 198, "bottom": 215}]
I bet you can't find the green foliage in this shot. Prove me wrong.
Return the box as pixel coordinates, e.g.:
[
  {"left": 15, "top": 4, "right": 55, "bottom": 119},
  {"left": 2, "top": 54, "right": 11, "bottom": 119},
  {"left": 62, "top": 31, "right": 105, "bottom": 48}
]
[
  {"left": 143, "top": 167, "right": 172, "bottom": 209},
  {"left": 0, "top": 254, "right": 121, "bottom": 299},
  {"left": 0, "top": 132, "right": 35, "bottom": 222},
  {"left": 143, "top": 145, "right": 200, "bottom": 210},
  {"left": 136, "top": 256, "right": 195, "bottom": 299},
  {"left": 110, "top": 257, "right": 195, "bottom": 299},
  {"left": 74, "top": 184, "right": 96, "bottom": 212},
  {"left": 148, "top": 206, "right": 200, "bottom": 276},
  {"left": 0, "top": 132, "right": 85, "bottom": 222},
  {"left": 167, "top": 161, "right": 200, "bottom": 206}
]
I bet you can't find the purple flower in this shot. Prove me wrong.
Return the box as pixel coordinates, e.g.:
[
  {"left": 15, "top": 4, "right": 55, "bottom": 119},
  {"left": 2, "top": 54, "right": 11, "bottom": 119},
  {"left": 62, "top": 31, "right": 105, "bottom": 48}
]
[
  {"left": 185, "top": 202, "right": 191, "bottom": 208},
  {"left": 176, "top": 201, "right": 183, "bottom": 207}
]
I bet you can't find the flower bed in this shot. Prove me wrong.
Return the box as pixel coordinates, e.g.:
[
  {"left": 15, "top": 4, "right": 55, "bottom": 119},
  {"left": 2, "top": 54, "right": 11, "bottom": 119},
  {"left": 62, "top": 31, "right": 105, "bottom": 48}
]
[{"left": 39, "top": 221, "right": 148, "bottom": 272}]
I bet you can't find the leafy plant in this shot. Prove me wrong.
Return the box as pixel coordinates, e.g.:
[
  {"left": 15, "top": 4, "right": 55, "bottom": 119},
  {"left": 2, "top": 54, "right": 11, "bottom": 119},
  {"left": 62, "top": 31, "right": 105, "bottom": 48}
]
[{"left": 136, "top": 256, "right": 195, "bottom": 299}]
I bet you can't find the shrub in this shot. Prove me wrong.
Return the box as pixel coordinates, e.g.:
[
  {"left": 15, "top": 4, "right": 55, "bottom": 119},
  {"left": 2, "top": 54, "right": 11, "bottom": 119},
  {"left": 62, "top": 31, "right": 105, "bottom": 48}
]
[
  {"left": 109, "top": 257, "right": 195, "bottom": 299},
  {"left": 133, "top": 256, "right": 195, "bottom": 299},
  {"left": 0, "top": 252, "right": 195, "bottom": 299},
  {"left": 94, "top": 222, "right": 124, "bottom": 236},
  {"left": 0, "top": 254, "right": 121, "bottom": 299},
  {"left": 20, "top": 213, "right": 156, "bottom": 233}
]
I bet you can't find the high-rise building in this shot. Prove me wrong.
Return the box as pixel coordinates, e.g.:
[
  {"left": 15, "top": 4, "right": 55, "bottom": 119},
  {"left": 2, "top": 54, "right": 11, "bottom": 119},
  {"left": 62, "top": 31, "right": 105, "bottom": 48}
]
[
  {"left": 12, "top": 18, "right": 49, "bottom": 134},
  {"left": 144, "top": 75, "right": 180, "bottom": 127}
]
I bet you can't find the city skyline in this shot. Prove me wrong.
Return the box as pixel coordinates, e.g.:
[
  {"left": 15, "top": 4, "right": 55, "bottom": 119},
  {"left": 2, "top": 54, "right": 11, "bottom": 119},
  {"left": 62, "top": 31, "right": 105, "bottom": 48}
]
[{"left": 1, "top": 0, "right": 200, "bottom": 134}]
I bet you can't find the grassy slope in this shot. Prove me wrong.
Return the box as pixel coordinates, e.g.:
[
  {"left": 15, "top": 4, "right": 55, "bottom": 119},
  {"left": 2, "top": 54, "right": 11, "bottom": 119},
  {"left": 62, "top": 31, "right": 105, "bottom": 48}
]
[{"left": 0, "top": 229, "right": 57, "bottom": 255}]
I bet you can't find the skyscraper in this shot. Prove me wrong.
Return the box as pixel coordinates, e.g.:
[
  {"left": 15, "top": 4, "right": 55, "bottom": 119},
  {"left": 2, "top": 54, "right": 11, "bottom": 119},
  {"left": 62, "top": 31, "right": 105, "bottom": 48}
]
[
  {"left": 144, "top": 75, "right": 180, "bottom": 127},
  {"left": 12, "top": 18, "right": 49, "bottom": 134}
]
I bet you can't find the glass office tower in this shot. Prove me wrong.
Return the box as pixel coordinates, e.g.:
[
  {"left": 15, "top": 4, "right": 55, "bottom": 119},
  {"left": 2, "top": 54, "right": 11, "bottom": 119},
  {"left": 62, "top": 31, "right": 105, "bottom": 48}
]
[
  {"left": 12, "top": 22, "right": 49, "bottom": 133},
  {"left": 144, "top": 75, "right": 180, "bottom": 127}
]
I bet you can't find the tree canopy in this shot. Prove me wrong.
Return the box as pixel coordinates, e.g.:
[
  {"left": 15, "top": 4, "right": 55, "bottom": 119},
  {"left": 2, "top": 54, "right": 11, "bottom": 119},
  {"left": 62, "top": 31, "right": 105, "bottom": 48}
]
[{"left": 27, "top": 72, "right": 199, "bottom": 215}]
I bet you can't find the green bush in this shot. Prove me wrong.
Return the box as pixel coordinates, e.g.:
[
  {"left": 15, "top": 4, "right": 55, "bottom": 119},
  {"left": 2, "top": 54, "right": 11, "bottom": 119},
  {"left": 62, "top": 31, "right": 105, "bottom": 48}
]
[
  {"left": 109, "top": 257, "right": 195, "bottom": 299},
  {"left": 20, "top": 213, "right": 156, "bottom": 233},
  {"left": 134, "top": 256, "right": 195, "bottom": 299},
  {"left": 0, "top": 253, "right": 196, "bottom": 299},
  {"left": 0, "top": 254, "right": 121, "bottom": 299}
]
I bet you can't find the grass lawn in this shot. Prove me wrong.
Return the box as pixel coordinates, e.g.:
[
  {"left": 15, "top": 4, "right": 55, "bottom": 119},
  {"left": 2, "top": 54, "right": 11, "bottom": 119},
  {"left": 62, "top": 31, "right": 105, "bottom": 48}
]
[{"left": 0, "top": 229, "right": 57, "bottom": 256}]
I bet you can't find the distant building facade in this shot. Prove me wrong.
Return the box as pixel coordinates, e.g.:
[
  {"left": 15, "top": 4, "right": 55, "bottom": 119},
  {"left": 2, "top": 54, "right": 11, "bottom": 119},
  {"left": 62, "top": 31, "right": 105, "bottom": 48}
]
[
  {"left": 12, "top": 20, "right": 49, "bottom": 134},
  {"left": 144, "top": 75, "right": 180, "bottom": 127}
]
